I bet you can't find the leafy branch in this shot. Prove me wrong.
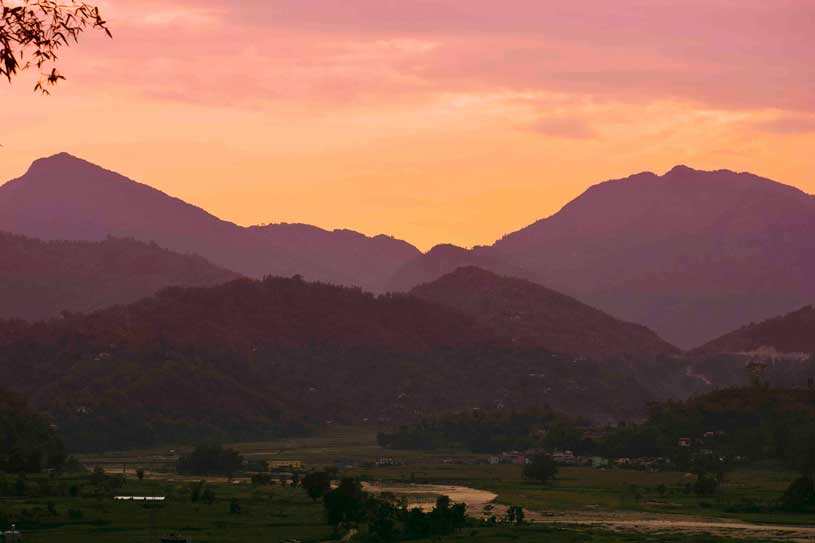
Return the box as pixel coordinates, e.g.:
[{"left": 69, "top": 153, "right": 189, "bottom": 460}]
[{"left": 1, "top": 0, "right": 111, "bottom": 93}]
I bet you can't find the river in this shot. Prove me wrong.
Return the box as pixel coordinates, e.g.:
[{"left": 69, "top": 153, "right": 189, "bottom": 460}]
[{"left": 363, "top": 481, "right": 815, "bottom": 542}]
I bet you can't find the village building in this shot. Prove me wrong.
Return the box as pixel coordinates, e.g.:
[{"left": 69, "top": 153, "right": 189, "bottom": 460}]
[
  {"left": 591, "top": 456, "right": 610, "bottom": 468},
  {"left": 551, "top": 450, "right": 576, "bottom": 465},
  {"left": 268, "top": 460, "right": 303, "bottom": 470}
]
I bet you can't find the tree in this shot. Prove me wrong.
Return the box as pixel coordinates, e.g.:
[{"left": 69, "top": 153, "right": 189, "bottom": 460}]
[
  {"left": 504, "top": 505, "right": 524, "bottom": 524},
  {"left": 228, "top": 497, "right": 241, "bottom": 514},
  {"left": 367, "top": 500, "right": 400, "bottom": 543},
  {"left": 176, "top": 444, "right": 243, "bottom": 477},
  {"left": 522, "top": 453, "right": 558, "bottom": 484},
  {"left": 323, "top": 477, "right": 366, "bottom": 527},
  {"left": 1, "top": 0, "right": 111, "bottom": 93},
  {"left": 0, "top": 390, "right": 65, "bottom": 474},
  {"left": 781, "top": 475, "right": 815, "bottom": 512},
  {"left": 301, "top": 469, "right": 333, "bottom": 502}
]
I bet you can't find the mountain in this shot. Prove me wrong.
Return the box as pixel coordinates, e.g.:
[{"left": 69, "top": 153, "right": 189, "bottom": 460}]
[
  {"left": 387, "top": 244, "right": 530, "bottom": 293},
  {"left": 0, "top": 231, "right": 239, "bottom": 321},
  {"left": 0, "top": 153, "right": 420, "bottom": 293},
  {"left": 410, "top": 267, "right": 678, "bottom": 356},
  {"left": 694, "top": 305, "right": 815, "bottom": 355},
  {"left": 0, "top": 276, "right": 703, "bottom": 451},
  {"left": 388, "top": 166, "right": 815, "bottom": 348}
]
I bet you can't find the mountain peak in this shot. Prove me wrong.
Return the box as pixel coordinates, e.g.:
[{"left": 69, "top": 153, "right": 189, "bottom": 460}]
[
  {"left": 411, "top": 266, "right": 679, "bottom": 356},
  {"left": 426, "top": 243, "right": 468, "bottom": 257},
  {"left": 26, "top": 152, "right": 99, "bottom": 175},
  {"left": 1, "top": 154, "right": 421, "bottom": 294},
  {"left": 664, "top": 164, "right": 699, "bottom": 176}
]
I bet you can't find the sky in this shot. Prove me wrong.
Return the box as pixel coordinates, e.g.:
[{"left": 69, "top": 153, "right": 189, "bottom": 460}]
[{"left": 1, "top": 0, "right": 814, "bottom": 251}]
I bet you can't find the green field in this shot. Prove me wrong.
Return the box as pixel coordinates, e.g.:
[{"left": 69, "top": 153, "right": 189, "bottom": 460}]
[
  {"left": 1, "top": 426, "right": 810, "bottom": 542},
  {"left": 0, "top": 479, "right": 785, "bottom": 543}
]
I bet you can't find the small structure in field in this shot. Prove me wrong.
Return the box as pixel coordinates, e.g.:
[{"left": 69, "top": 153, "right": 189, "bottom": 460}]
[
  {"left": 160, "top": 535, "right": 191, "bottom": 543},
  {"left": 2, "top": 525, "right": 22, "bottom": 543},
  {"left": 269, "top": 460, "right": 303, "bottom": 470}
]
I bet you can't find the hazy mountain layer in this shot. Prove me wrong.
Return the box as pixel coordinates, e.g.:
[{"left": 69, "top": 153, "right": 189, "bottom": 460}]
[{"left": 0, "top": 153, "right": 420, "bottom": 293}]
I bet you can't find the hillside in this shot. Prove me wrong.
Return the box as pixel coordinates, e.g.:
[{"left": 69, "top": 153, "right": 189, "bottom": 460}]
[
  {"left": 0, "top": 153, "right": 420, "bottom": 293},
  {"left": 0, "top": 232, "right": 239, "bottom": 321},
  {"left": 0, "top": 276, "right": 703, "bottom": 451},
  {"left": 387, "top": 244, "right": 528, "bottom": 293},
  {"left": 410, "top": 267, "right": 678, "bottom": 356},
  {"left": 694, "top": 306, "right": 815, "bottom": 355},
  {"left": 389, "top": 166, "right": 815, "bottom": 348}
]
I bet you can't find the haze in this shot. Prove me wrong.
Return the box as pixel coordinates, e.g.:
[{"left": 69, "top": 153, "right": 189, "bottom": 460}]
[{"left": 1, "top": 0, "right": 814, "bottom": 250}]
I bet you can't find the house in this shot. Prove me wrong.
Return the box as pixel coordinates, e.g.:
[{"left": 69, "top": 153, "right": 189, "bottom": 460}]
[
  {"left": 591, "top": 456, "right": 609, "bottom": 468},
  {"left": 499, "top": 452, "right": 527, "bottom": 465},
  {"left": 678, "top": 437, "right": 692, "bottom": 447},
  {"left": 376, "top": 457, "right": 397, "bottom": 466},
  {"left": 579, "top": 427, "right": 609, "bottom": 441},
  {"left": 334, "top": 458, "right": 355, "bottom": 470},
  {"left": 268, "top": 460, "right": 303, "bottom": 470},
  {"left": 488, "top": 456, "right": 501, "bottom": 465},
  {"left": 551, "top": 450, "right": 576, "bottom": 465}
]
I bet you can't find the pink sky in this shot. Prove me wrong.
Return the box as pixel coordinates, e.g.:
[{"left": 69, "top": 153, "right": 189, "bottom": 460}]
[{"left": 1, "top": 0, "right": 814, "bottom": 250}]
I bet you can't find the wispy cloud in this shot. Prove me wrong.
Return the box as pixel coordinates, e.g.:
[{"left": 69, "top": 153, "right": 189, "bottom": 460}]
[
  {"left": 750, "top": 114, "right": 815, "bottom": 135},
  {"left": 527, "top": 116, "right": 597, "bottom": 139},
  {"left": 63, "top": 0, "right": 815, "bottom": 113}
]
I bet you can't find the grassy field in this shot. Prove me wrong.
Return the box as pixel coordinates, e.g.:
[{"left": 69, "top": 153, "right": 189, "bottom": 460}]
[
  {"left": 81, "top": 425, "right": 814, "bottom": 524},
  {"left": 350, "top": 460, "right": 815, "bottom": 526},
  {"left": 0, "top": 477, "right": 784, "bottom": 543},
  {"left": 0, "top": 476, "right": 333, "bottom": 543},
  {"left": 1, "top": 425, "right": 804, "bottom": 542}
]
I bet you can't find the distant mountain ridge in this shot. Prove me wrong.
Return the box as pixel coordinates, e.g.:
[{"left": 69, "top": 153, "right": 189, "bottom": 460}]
[
  {"left": 410, "top": 267, "right": 678, "bottom": 356},
  {"left": 0, "top": 231, "right": 239, "bottom": 321},
  {"left": 0, "top": 153, "right": 420, "bottom": 293},
  {"left": 694, "top": 305, "right": 815, "bottom": 355},
  {"left": 389, "top": 166, "right": 815, "bottom": 348},
  {"left": 5, "top": 155, "right": 814, "bottom": 348}
]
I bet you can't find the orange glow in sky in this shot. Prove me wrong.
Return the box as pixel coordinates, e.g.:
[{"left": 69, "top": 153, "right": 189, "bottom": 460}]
[{"left": 1, "top": 0, "right": 813, "bottom": 251}]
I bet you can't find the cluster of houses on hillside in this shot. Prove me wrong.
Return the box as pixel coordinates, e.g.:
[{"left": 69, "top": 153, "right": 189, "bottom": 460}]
[
  {"left": 251, "top": 429, "right": 730, "bottom": 478},
  {"left": 487, "top": 449, "right": 613, "bottom": 469},
  {"left": 483, "top": 430, "right": 729, "bottom": 472}
]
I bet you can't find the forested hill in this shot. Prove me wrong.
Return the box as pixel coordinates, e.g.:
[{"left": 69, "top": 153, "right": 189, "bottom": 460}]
[
  {"left": 410, "top": 266, "right": 678, "bottom": 356},
  {"left": 0, "top": 231, "right": 239, "bottom": 321},
  {"left": 1, "top": 276, "right": 496, "bottom": 353},
  {"left": 0, "top": 276, "right": 704, "bottom": 452},
  {"left": 694, "top": 306, "right": 815, "bottom": 355}
]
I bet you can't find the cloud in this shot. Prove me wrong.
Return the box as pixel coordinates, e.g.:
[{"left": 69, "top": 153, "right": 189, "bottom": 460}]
[
  {"left": 527, "top": 115, "right": 597, "bottom": 139},
  {"left": 750, "top": 114, "right": 815, "bottom": 134},
  {"left": 56, "top": 0, "right": 814, "bottom": 115}
]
